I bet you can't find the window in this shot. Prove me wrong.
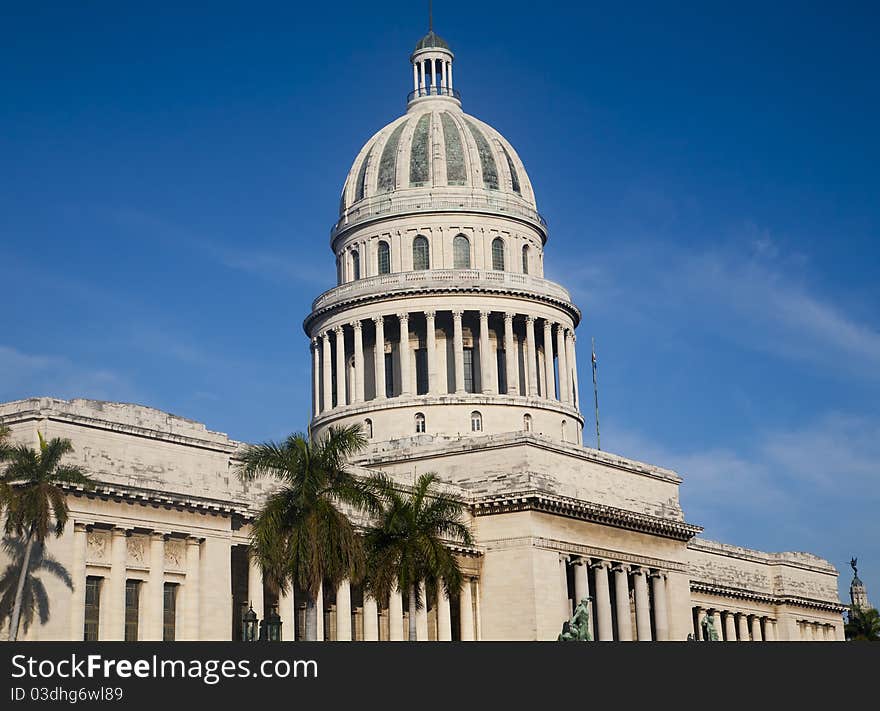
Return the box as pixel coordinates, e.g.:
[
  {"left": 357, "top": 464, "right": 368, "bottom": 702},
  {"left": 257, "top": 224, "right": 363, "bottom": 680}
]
[
  {"left": 336, "top": 256, "right": 342, "bottom": 285},
  {"left": 415, "top": 412, "right": 426, "bottom": 434},
  {"left": 124, "top": 580, "right": 140, "bottom": 642},
  {"left": 523, "top": 414, "right": 532, "bottom": 432},
  {"left": 453, "top": 234, "right": 471, "bottom": 269},
  {"left": 364, "top": 418, "right": 373, "bottom": 439},
  {"left": 163, "top": 583, "right": 178, "bottom": 641},
  {"left": 522, "top": 245, "right": 529, "bottom": 274},
  {"left": 463, "top": 347, "right": 475, "bottom": 393},
  {"left": 412, "top": 235, "right": 430, "bottom": 270},
  {"left": 351, "top": 250, "right": 360, "bottom": 280},
  {"left": 378, "top": 241, "right": 391, "bottom": 274},
  {"left": 492, "top": 237, "right": 505, "bottom": 271},
  {"left": 561, "top": 420, "right": 568, "bottom": 442},
  {"left": 415, "top": 347, "right": 428, "bottom": 395},
  {"left": 496, "top": 348, "right": 507, "bottom": 394},
  {"left": 471, "top": 411, "right": 483, "bottom": 432},
  {"left": 84, "top": 576, "right": 102, "bottom": 641},
  {"left": 384, "top": 351, "right": 394, "bottom": 398}
]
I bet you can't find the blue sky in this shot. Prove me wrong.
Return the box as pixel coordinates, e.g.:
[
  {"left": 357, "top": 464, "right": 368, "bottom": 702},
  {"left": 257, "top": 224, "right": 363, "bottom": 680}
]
[{"left": 2, "top": 2, "right": 878, "bottom": 601}]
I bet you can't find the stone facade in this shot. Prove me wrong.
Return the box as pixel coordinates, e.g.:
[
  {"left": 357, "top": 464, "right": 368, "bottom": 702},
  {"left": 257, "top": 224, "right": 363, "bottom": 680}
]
[{"left": 0, "top": 29, "right": 845, "bottom": 641}]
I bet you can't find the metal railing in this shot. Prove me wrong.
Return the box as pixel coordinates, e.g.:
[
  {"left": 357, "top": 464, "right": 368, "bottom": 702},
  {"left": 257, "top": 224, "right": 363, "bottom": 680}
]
[
  {"left": 407, "top": 86, "right": 462, "bottom": 103},
  {"left": 311, "top": 268, "right": 573, "bottom": 311},
  {"left": 333, "top": 192, "right": 548, "bottom": 237}
]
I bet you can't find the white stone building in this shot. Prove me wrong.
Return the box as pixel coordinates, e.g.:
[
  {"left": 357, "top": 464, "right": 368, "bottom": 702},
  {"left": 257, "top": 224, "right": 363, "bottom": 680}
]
[{"left": 0, "top": 30, "right": 845, "bottom": 642}]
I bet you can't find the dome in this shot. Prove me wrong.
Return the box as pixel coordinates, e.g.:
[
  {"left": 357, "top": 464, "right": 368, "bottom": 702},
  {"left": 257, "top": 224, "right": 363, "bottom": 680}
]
[
  {"left": 414, "top": 30, "right": 449, "bottom": 52},
  {"left": 338, "top": 105, "right": 537, "bottom": 217}
]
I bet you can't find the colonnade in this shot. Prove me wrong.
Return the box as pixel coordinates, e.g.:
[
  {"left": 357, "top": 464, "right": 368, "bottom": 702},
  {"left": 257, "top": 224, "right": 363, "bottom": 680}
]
[
  {"left": 70, "top": 522, "right": 201, "bottom": 641},
  {"left": 412, "top": 55, "right": 453, "bottom": 97},
  {"left": 796, "top": 619, "right": 838, "bottom": 641},
  {"left": 691, "top": 606, "right": 778, "bottom": 641},
  {"left": 560, "top": 555, "right": 670, "bottom": 642},
  {"left": 248, "top": 553, "right": 480, "bottom": 641},
  {"left": 312, "top": 310, "right": 579, "bottom": 416}
]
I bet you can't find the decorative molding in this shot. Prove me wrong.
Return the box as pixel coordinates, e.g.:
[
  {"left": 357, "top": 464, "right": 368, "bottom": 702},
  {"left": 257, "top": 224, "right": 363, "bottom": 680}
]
[
  {"left": 472, "top": 490, "right": 700, "bottom": 541},
  {"left": 690, "top": 581, "right": 846, "bottom": 613},
  {"left": 63, "top": 481, "right": 249, "bottom": 517}
]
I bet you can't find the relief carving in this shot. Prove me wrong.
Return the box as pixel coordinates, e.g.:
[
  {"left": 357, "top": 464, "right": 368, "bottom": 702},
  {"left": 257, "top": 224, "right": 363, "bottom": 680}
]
[
  {"left": 127, "top": 536, "right": 146, "bottom": 565},
  {"left": 86, "top": 531, "right": 108, "bottom": 561},
  {"left": 164, "top": 540, "right": 184, "bottom": 569}
]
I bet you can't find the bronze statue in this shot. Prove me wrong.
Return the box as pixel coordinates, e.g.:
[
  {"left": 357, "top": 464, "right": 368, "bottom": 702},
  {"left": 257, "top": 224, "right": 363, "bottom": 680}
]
[
  {"left": 851, "top": 557, "right": 858, "bottom": 576},
  {"left": 558, "top": 596, "right": 593, "bottom": 641},
  {"left": 701, "top": 612, "right": 720, "bottom": 641}
]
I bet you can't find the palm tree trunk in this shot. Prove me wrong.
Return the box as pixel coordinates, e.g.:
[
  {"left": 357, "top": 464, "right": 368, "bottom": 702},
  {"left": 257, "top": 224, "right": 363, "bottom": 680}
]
[
  {"left": 305, "top": 596, "right": 317, "bottom": 641},
  {"left": 8, "top": 528, "right": 35, "bottom": 642},
  {"left": 408, "top": 584, "right": 417, "bottom": 641}
]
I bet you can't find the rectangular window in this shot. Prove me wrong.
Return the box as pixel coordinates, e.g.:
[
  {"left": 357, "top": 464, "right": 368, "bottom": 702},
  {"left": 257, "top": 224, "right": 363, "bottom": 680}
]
[
  {"left": 124, "top": 580, "right": 140, "bottom": 642},
  {"left": 496, "top": 348, "right": 507, "bottom": 394},
  {"left": 384, "top": 352, "right": 394, "bottom": 398},
  {"left": 163, "top": 583, "right": 178, "bottom": 641},
  {"left": 415, "top": 348, "right": 428, "bottom": 395},
  {"left": 463, "top": 347, "right": 475, "bottom": 393},
  {"left": 84, "top": 576, "right": 102, "bottom": 641}
]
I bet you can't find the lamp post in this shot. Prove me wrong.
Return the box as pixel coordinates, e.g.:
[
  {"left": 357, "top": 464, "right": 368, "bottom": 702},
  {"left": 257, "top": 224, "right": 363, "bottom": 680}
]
[
  {"left": 263, "top": 604, "right": 282, "bottom": 642},
  {"left": 241, "top": 603, "right": 258, "bottom": 642}
]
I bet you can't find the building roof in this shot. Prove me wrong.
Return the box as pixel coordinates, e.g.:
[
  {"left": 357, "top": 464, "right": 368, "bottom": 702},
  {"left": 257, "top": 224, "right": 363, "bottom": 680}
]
[{"left": 414, "top": 30, "right": 449, "bottom": 52}]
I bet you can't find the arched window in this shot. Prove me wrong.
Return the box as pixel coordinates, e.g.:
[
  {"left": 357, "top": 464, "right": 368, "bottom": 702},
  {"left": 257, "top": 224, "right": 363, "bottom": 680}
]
[
  {"left": 491, "top": 237, "right": 505, "bottom": 271},
  {"left": 471, "top": 411, "right": 482, "bottom": 432},
  {"left": 415, "top": 412, "right": 426, "bottom": 434},
  {"left": 413, "top": 235, "right": 430, "bottom": 271},
  {"left": 523, "top": 414, "right": 532, "bottom": 432},
  {"left": 561, "top": 419, "right": 568, "bottom": 442},
  {"left": 364, "top": 418, "right": 373, "bottom": 439},
  {"left": 336, "top": 255, "right": 342, "bottom": 285},
  {"left": 453, "top": 234, "right": 471, "bottom": 269},
  {"left": 378, "top": 241, "right": 391, "bottom": 275},
  {"left": 351, "top": 250, "right": 360, "bottom": 281},
  {"left": 522, "top": 245, "right": 529, "bottom": 274}
]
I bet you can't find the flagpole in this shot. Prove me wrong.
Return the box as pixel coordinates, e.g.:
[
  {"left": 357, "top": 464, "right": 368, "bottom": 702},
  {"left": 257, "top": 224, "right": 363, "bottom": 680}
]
[{"left": 591, "top": 337, "right": 601, "bottom": 451}]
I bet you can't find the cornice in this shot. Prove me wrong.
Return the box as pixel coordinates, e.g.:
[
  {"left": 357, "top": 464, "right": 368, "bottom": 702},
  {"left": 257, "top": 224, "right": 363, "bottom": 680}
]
[
  {"left": 63, "top": 482, "right": 250, "bottom": 518},
  {"left": 472, "top": 489, "right": 701, "bottom": 542},
  {"left": 690, "top": 581, "right": 845, "bottom": 613}
]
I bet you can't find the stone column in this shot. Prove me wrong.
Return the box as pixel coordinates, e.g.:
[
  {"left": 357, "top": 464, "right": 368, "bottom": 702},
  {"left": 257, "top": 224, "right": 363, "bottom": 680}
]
[
  {"left": 146, "top": 533, "right": 165, "bottom": 641},
  {"left": 693, "top": 606, "right": 705, "bottom": 640},
  {"left": 591, "top": 560, "right": 613, "bottom": 641},
  {"left": 416, "top": 580, "right": 429, "bottom": 641},
  {"left": 474, "top": 578, "right": 482, "bottom": 640},
  {"left": 479, "top": 311, "right": 493, "bottom": 393},
  {"left": 763, "top": 617, "right": 776, "bottom": 642},
  {"left": 750, "top": 615, "right": 763, "bottom": 642},
  {"left": 613, "top": 564, "right": 632, "bottom": 641},
  {"left": 336, "top": 579, "right": 352, "bottom": 641},
  {"left": 362, "top": 594, "right": 379, "bottom": 641},
  {"left": 418, "top": 60, "right": 425, "bottom": 92},
  {"left": 556, "top": 325, "right": 570, "bottom": 403},
  {"left": 352, "top": 321, "right": 364, "bottom": 403},
  {"left": 437, "top": 586, "right": 452, "bottom": 641},
  {"left": 650, "top": 572, "right": 669, "bottom": 641},
  {"left": 248, "top": 549, "right": 264, "bottom": 623},
  {"left": 311, "top": 338, "right": 320, "bottom": 418},
  {"left": 106, "top": 527, "right": 128, "bottom": 641},
  {"left": 440, "top": 59, "right": 447, "bottom": 93},
  {"left": 315, "top": 581, "right": 324, "bottom": 641},
  {"left": 413, "top": 61, "right": 419, "bottom": 94},
  {"left": 334, "top": 325, "right": 346, "bottom": 407},
  {"left": 525, "top": 316, "right": 538, "bottom": 396},
  {"left": 69, "top": 523, "right": 88, "bottom": 640},
  {"left": 373, "top": 316, "right": 386, "bottom": 400},
  {"left": 425, "top": 311, "right": 438, "bottom": 394},
  {"left": 503, "top": 312, "right": 518, "bottom": 395},
  {"left": 543, "top": 320, "right": 556, "bottom": 400},
  {"left": 459, "top": 578, "right": 475, "bottom": 641},
  {"left": 559, "top": 555, "right": 571, "bottom": 620},
  {"left": 398, "top": 313, "right": 411, "bottom": 396},
  {"left": 803, "top": 622, "right": 813, "bottom": 641},
  {"left": 452, "top": 310, "right": 465, "bottom": 393},
  {"left": 321, "top": 332, "right": 333, "bottom": 412},
  {"left": 278, "top": 584, "right": 295, "bottom": 641},
  {"left": 632, "top": 567, "right": 652, "bottom": 641},
  {"left": 738, "top": 613, "right": 750, "bottom": 641},
  {"left": 389, "top": 585, "right": 404, "bottom": 641},
  {"left": 573, "top": 558, "right": 590, "bottom": 606},
  {"left": 184, "top": 537, "right": 201, "bottom": 641},
  {"left": 568, "top": 331, "right": 580, "bottom": 406},
  {"left": 447, "top": 61, "right": 453, "bottom": 90},
  {"left": 724, "top": 611, "right": 737, "bottom": 642},
  {"left": 710, "top": 610, "right": 723, "bottom": 641}
]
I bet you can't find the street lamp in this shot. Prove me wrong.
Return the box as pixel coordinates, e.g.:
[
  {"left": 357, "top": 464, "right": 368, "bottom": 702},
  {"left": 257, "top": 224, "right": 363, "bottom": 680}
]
[
  {"left": 263, "top": 604, "right": 282, "bottom": 642},
  {"left": 241, "top": 603, "right": 258, "bottom": 642}
]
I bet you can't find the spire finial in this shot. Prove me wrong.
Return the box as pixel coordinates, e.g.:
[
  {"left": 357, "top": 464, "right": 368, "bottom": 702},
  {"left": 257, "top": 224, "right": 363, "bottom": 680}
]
[{"left": 429, "top": 0, "right": 433, "bottom": 32}]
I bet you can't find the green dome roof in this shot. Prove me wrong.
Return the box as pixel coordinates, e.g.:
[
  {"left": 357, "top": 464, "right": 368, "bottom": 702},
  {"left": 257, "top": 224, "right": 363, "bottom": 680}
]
[{"left": 414, "top": 31, "right": 449, "bottom": 52}]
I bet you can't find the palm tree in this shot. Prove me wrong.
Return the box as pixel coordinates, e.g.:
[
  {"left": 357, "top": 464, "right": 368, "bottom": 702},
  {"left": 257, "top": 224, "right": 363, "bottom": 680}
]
[
  {"left": 845, "top": 605, "right": 880, "bottom": 641},
  {"left": 0, "top": 432, "right": 93, "bottom": 641},
  {"left": 0, "top": 537, "right": 73, "bottom": 637},
  {"left": 364, "top": 472, "right": 474, "bottom": 641},
  {"left": 236, "top": 424, "right": 378, "bottom": 641}
]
